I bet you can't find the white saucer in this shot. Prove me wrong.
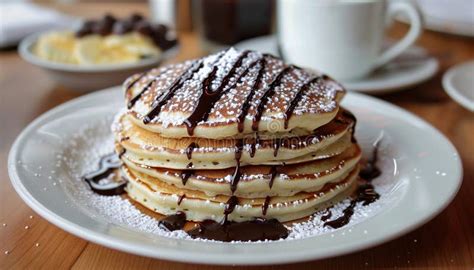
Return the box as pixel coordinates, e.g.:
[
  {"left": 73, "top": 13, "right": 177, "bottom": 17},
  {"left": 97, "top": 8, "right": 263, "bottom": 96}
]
[
  {"left": 235, "top": 35, "right": 439, "bottom": 95},
  {"left": 8, "top": 87, "right": 462, "bottom": 265},
  {"left": 443, "top": 61, "right": 474, "bottom": 111}
]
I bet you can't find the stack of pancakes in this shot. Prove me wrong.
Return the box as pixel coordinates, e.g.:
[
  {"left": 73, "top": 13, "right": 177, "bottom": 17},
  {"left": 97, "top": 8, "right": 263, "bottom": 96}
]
[{"left": 114, "top": 48, "right": 361, "bottom": 223}]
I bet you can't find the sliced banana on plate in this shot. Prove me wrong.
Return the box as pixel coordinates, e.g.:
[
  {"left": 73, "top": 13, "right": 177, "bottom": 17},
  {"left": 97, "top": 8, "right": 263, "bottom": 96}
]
[
  {"left": 34, "top": 32, "right": 78, "bottom": 64},
  {"left": 34, "top": 31, "right": 161, "bottom": 65}
]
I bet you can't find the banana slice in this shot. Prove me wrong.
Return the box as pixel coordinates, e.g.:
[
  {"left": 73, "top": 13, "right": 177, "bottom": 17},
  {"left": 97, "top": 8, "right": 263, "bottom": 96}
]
[
  {"left": 75, "top": 35, "right": 139, "bottom": 65},
  {"left": 34, "top": 31, "right": 161, "bottom": 65},
  {"left": 34, "top": 32, "right": 78, "bottom": 64},
  {"left": 104, "top": 33, "right": 160, "bottom": 58}
]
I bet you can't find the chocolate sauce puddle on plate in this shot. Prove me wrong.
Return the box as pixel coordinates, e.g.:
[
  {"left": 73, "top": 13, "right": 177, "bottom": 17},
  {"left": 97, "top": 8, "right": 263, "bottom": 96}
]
[
  {"left": 159, "top": 211, "right": 187, "bottom": 231},
  {"left": 323, "top": 142, "right": 382, "bottom": 229},
  {"left": 188, "top": 218, "right": 289, "bottom": 242},
  {"left": 359, "top": 140, "right": 381, "bottom": 180},
  {"left": 187, "top": 187, "right": 287, "bottom": 241},
  {"left": 82, "top": 153, "right": 126, "bottom": 196},
  {"left": 320, "top": 208, "right": 333, "bottom": 222},
  {"left": 156, "top": 194, "right": 288, "bottom": 241}
]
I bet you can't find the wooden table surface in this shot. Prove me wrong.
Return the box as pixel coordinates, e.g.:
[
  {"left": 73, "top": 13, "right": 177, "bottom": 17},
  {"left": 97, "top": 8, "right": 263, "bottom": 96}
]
[{"left": 1, "top": 3, "right": 473, "bottom": 269}]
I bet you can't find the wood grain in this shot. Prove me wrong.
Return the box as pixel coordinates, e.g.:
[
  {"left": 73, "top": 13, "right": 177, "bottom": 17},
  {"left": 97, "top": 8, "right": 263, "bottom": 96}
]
[{"left": 1, "top": 3, "right": 473, "bottom": 269}]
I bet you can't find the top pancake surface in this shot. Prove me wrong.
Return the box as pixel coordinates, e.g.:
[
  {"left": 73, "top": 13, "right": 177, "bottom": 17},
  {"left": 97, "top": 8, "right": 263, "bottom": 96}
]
[{"left": 124, "top": 48, "right": 345, "bottom": 139}]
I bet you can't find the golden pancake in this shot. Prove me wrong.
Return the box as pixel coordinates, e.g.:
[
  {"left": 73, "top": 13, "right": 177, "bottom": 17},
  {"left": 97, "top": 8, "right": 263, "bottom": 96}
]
[
  {"left": 124, "top": 48, "right": 345, "bottom": 139},
  {"left": 124, "top": 165, "right": 359, "bottom": 222},
  {"left": 121, "top": 143, "right": 361, "bottom": 198},
  {"left": 113, "top": 109, "right": 355, "bottom": 169}
]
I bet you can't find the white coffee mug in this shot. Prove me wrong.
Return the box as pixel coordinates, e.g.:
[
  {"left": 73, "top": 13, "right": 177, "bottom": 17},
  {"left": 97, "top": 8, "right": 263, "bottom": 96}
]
[{"left": 277, "top": 0, "right": 423, "bottom": 81}]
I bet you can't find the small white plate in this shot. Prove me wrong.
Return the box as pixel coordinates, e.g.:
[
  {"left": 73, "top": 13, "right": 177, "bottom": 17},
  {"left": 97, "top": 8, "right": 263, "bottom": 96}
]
[
  {"left": 8, "top": 87, "right": 462, "bottom": 265},
  {"left": 18, "top": 31, "right": 178, "bottom": 92},
  {"left": 235, "top": 35, "right": 439, "bottom": 95},
  {"left": 442, "top": 61, "right": 474, "bottom": 111}
]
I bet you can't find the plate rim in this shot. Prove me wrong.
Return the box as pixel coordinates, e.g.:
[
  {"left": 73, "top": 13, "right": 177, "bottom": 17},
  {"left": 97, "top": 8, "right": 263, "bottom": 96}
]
[
  {"left": 7, "top": 87, "right": 463, "bottom": 265},
  {"left": 442, "top": 61, "right": 474, "bottom": 112}
]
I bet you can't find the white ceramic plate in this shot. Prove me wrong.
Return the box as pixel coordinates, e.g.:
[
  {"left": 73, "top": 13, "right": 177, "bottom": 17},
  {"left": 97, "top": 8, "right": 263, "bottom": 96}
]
[
  {"left": 235, "top": 35, "right": 439, "bottom": 95},
  {"left": 8, "top": 87, "right": 462, "bottom": 265},
  {"left": 442, "top": 61, "right": 474, "bottom": 111}
]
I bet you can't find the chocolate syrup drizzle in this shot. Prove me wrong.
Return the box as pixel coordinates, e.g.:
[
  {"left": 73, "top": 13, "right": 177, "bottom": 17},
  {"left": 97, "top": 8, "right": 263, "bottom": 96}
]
[
  {"left": 143, "top": 60, "right": 204, "bottom": 124},
  {"left": 268, "top": 166, "right": 278, "bottom": 189},
  {"left": 181, "top": 170, "right": 194, "bottom": 186},
  {"left": 229, "top": 139, "right": 244, "bottom": 193},
  {"left": 119, "top": 136, "right": 130, "bottom": 142},
  {"left": 323, "top": 201, "right": 356, "bottom": 229},
  {"left": 224, "top": 195, "right": 239, "bottom": 223},
  {"left": 127, "top": 78, "right": 154, "bottom": 109},
  {"left": 126, "top": 66, "right": 177, "bottom": 109},
  {"left": 249, "top": 134, "right": 260, "bottom": 158},
  {"left": 237, "top": 58, "right": 266, "bottom": 133},
  {"left": 272, "top": 138, "right": 281, "bottom": 157},
  {"left": 320, "top": 208, "right": 332, "bottom": 222},
  {"left": 180, "top": 170, "right": 194, "bottom": 185},
  {"left": 137, "top": 51, "right": 299, "bottom": 137},
  {"left": 284, "top": 76, "right": 322, "bottom": 129},
  {"left": 125, "top": 71, "right": 145, "bottom": 95},
  {"left": 323, "top": 142, "right": 381, "bottom": 229},
  {"left": 177, "top": 194, "right": 186, "bottom": 205},
  {"left": 82, "top": 153, "right": 126, "bottom": 196},
  {"left": 262, "top": 196, "right": 271, "bottom": 216},
  {"left": 252, "top": 65, "right": 294, "bottom": 131},
  {"left": 143, "top": 50, "right": 228, "bottom": 124},
  {"left": 184, "top": 51, "right": 251, "bottom": 136},
  {"left": 185, "top": 142, "right": 199, "bottom": 160},
  {"left": 118, "top": 148, "right": 126, "bottom": 159}
]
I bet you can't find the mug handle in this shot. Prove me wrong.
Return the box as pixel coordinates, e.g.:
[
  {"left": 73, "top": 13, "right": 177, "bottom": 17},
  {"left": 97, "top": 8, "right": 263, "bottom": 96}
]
[{"left": 373, "top": 1, "right": 423, "bottom": 69}]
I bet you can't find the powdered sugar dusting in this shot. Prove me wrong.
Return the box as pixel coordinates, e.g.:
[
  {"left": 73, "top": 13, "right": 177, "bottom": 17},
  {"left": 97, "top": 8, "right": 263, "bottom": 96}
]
[{"left": 125, "top": 48, "right": 344, "bottom": 131}]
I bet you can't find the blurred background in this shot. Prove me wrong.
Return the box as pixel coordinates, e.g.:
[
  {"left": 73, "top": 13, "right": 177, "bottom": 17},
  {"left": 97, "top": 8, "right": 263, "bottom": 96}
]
[{"left": 1, "top": 0, "right": 473, "bottom": 95}]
